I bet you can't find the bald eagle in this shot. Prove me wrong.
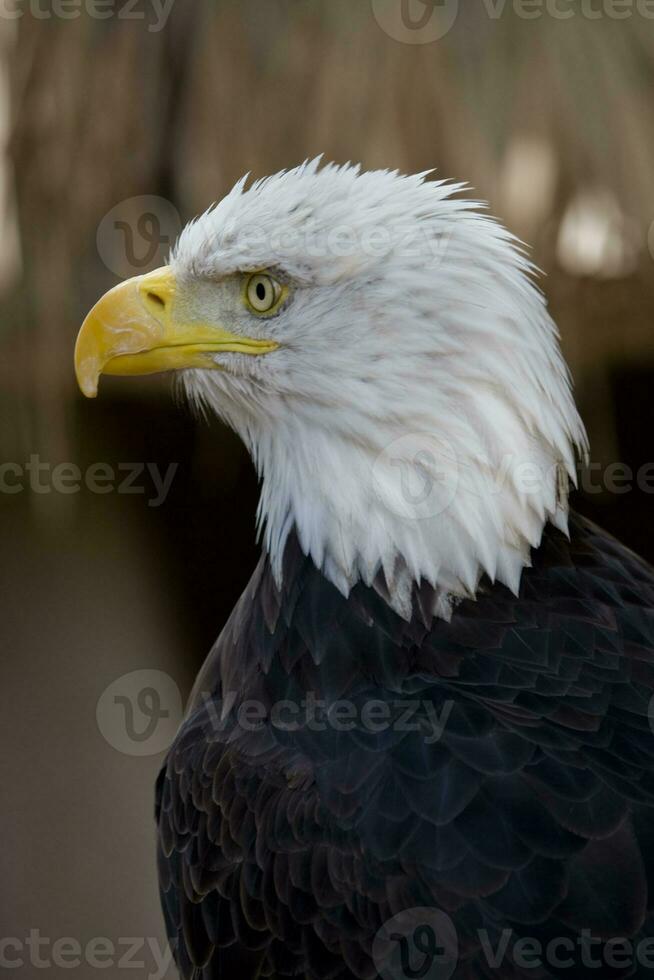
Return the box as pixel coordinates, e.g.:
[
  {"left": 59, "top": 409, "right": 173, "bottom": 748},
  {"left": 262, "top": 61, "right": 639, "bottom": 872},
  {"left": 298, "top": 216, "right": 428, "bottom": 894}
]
[{"left": 76, "top": 162, "right": 654, "bottom": 980}]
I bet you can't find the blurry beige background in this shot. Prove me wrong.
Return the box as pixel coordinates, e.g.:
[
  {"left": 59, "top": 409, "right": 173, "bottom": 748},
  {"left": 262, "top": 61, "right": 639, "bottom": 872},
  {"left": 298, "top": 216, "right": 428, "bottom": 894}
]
[{"left": 1, "top": 1, "right": 654, "bottom": 977}]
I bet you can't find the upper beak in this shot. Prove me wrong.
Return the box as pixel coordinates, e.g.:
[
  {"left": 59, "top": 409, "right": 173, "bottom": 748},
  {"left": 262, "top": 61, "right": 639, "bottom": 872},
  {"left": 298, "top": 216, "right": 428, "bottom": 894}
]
[{"left": 74, "top": 266, "right": 278, "bottom": 398}]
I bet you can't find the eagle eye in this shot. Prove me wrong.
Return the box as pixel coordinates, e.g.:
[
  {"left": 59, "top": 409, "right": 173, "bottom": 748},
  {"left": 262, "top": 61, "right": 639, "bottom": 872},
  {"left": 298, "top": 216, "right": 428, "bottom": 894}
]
[{"left": 244, "top": 273, "right": 286, "bottom": 316}]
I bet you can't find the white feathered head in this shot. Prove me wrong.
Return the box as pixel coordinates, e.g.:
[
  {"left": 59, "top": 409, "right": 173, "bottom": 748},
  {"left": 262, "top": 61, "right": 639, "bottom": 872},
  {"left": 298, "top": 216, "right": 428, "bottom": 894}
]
[{"left": 76, "top": 160, "right": 587, "bottom": 618}]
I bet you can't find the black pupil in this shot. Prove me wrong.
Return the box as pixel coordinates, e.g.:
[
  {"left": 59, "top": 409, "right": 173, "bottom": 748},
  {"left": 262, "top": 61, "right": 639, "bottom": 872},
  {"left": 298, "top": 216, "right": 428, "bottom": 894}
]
[{"left": 255, "top": 281, "right": 267, "bottom": 303}]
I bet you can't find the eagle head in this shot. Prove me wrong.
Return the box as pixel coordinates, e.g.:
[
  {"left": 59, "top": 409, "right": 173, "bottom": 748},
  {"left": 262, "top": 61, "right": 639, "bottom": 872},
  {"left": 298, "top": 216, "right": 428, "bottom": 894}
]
[{"left": 75, "top": 160, "right": 587, "bottom": 618}]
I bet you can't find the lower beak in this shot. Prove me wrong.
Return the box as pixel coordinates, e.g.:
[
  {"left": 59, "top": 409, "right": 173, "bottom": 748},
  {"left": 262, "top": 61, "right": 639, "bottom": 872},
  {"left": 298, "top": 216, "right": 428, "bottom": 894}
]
[{"left": 74, "top": 266, "right": 278, "bottom": 398}]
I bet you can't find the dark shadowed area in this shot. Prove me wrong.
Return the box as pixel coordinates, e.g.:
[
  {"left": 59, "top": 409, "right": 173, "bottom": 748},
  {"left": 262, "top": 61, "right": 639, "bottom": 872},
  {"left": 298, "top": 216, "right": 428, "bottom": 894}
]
[{"left": 1, "top": 2, "right": 653, "bottom": 976}]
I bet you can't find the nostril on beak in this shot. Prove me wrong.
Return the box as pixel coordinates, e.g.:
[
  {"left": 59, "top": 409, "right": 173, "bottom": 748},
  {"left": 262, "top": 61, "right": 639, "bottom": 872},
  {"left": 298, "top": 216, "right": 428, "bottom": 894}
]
[
  {"left": 136, "top": 266, "right": 176, "bottom": 320},
  {"left": 145, "top": 290, "right": 167, "bottom": 311}
]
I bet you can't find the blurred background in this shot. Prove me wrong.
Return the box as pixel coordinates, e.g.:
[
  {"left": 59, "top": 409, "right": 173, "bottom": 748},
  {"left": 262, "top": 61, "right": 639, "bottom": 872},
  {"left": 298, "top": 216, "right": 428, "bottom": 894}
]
[{"left": 1, "top": 1, "right": 654, "bottom": 976}]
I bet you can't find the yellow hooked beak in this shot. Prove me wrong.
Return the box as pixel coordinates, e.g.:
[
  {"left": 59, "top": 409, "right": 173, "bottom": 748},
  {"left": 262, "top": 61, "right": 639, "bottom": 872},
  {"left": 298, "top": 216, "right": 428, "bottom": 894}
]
[{"left": 74, "top": 266, "right": 279, "bottom": 398}]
